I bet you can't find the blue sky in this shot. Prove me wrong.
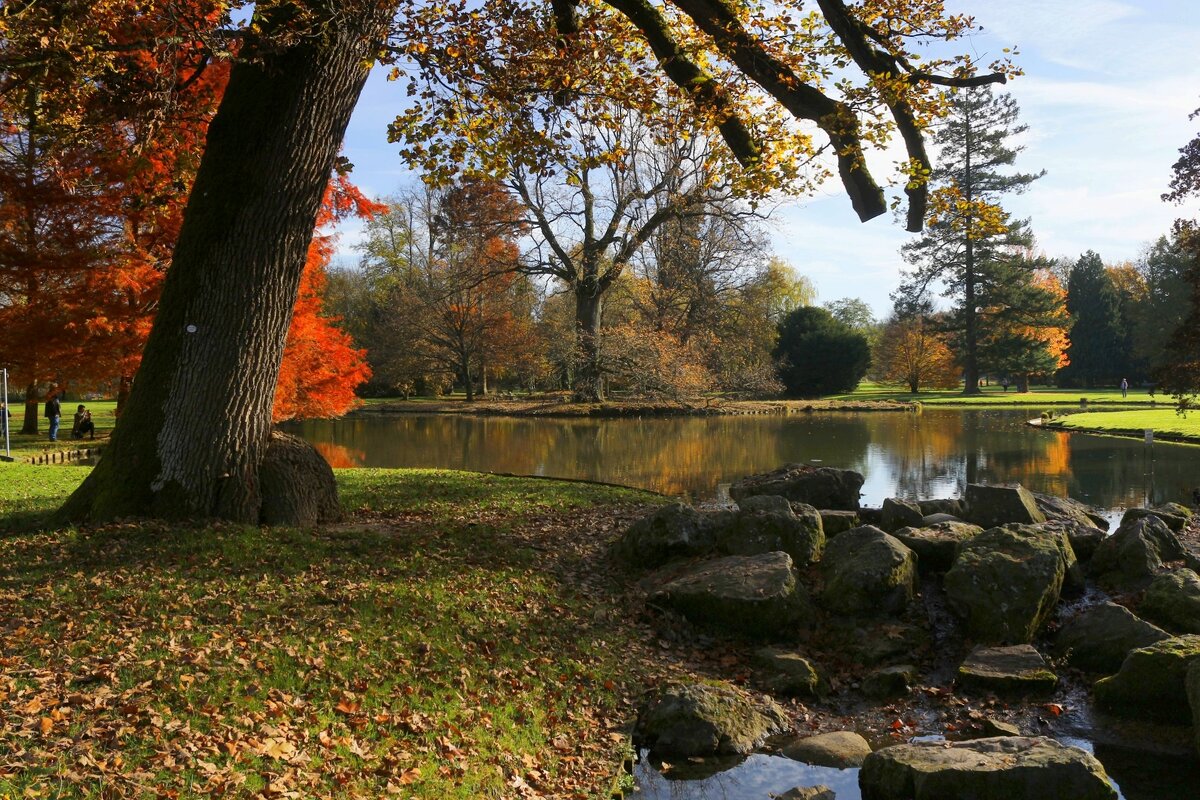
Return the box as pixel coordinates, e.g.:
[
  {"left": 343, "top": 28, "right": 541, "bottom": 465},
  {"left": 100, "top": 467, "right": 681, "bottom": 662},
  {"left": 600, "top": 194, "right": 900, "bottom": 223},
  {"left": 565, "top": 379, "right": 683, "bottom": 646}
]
[{"left": 335, "top": 0, "right": 1200, "bottom": 317}]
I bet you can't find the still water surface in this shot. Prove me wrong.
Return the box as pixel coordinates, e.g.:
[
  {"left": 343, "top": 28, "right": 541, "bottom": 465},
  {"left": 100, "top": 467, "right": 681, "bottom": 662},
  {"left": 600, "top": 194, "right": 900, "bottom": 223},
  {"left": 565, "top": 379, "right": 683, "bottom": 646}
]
[{"left": 286, "top": 408, "right": 1200, "bottom": 512}]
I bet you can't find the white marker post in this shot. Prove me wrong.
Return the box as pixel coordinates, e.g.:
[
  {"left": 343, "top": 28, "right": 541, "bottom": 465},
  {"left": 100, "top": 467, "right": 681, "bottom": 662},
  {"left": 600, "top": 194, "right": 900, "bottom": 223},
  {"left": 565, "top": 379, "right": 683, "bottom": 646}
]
[{"left": 1, "top": 368, "right": 12, "bottom": 462}]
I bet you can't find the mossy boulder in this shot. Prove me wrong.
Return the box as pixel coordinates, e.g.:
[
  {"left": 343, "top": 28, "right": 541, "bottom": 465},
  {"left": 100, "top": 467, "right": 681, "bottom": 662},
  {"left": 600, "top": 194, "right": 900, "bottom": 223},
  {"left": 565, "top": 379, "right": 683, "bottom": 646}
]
[
  {"left": 859, "top": 736, "right": 1117, "bottom": 800},
  {"left": 634, "top": 682, "right": 789, "bottom": 757},
  {"left": 1093, "top": 635, "right": 1200, "bottom": 723},
  {"left": 819, "top": 526, "right": 917, "bottom": 616},
  {"left": 754, "top": 647, "right": 825, "bottom": 697},
  {"left": 651, "top": 551, "right": 813, "bottom": 639},
  {"left": 881, "top": 497, "right": 924, "bottom": 532},
  {"left": 956, "top": 644, "right": 1058, "bottom": 695},
  {"left": 893, "top": 521, "right": 984, "bottom": 573},
  {"left": 782, "top": 731, "right": 872, "bottom": 768},
  {"left": 862, "top": 664, "right": 918, "bottom": 699},
  {"left": 729, "top": 464, "right": 864, "bottom": 510},
  {"left": 964, "top": 483, "right": 1046, "bottom": 528},
  {"left": 918, "top": 498, "right": 965, "bottom": 518},
  {"left": 615, "top": 501, "right": 718, "bottom": 567},
  {"left": 1122, "top": 502, "right": 1193, "bottom": 532},
  {"left": 1140, "top": 568, "right": 1200, "bottom": 634},
  {"left": 1091, "top": 515, "right": 1183, "bottom": 588},
  {"left": 720, "top": 495, "right": 825, "bottom": 565},
  {"left": 944, "top": 524, "right": 1072, "bottom": 644},
  {"left": 819, "top": 509, "right": 860, "bottom": 537},
  {"left": 1054, "top": 601, "right": 1171, "bottom": 673},
  {"left": 1032, "top": 491, "right": 1107, "bottom": 530}
]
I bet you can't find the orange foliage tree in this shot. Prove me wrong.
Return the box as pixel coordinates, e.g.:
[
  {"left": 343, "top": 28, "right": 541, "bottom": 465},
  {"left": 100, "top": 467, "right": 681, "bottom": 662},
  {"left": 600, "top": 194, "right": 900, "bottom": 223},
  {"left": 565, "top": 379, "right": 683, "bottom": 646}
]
[
  {"left": 273, "top": 176, "right": 379, "bottom": 421},
  {"left": 875, "top": 315, "right": 960, "bottom": 393}
]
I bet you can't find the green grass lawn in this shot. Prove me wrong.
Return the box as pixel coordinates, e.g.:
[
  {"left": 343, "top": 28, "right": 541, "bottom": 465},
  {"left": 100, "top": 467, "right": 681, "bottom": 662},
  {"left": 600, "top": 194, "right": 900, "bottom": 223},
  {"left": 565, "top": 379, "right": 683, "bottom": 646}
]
[
  {"left": 0, "top": 466, "right": 670, "bottom": 798},
  {"left": 1044, "top": 408, "right": 1200, "bottom": 443},
  {"left": 834, "top": 381, "right": 1161, "bottom": 407}
]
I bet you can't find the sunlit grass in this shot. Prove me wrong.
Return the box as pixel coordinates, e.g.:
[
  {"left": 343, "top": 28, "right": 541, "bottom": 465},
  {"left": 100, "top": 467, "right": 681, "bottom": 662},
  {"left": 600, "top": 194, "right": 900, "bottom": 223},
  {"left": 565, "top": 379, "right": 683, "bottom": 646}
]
[
  {"left": 1044, "top": 408, "right": 1200, "bottom": 443},
  {"left": 0, "top": 467, "right": 665, "bottom": 798},
  {"left": 834, "top": 381, "right": 1160, "bottom": 406}
]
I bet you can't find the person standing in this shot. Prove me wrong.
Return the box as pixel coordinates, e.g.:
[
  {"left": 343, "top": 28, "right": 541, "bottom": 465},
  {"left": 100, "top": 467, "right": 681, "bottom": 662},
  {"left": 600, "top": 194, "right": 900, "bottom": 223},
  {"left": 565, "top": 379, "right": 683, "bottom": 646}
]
[
  {"left": 44, "top": 388, "right": 61, "bottom": 442},
  {"left": 1120, "top": 377, "right": 1129, "bottom": 399}
]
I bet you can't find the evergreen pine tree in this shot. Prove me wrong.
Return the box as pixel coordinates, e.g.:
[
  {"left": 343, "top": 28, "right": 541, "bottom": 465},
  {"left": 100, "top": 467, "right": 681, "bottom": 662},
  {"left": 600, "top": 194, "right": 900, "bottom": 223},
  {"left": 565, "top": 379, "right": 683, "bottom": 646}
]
[
  {"left": 1060, "top": 251, "right": 1126, "bottom": 387},
  {"left": 897, "top": 87, "right": 1046, "bottom": 394}
]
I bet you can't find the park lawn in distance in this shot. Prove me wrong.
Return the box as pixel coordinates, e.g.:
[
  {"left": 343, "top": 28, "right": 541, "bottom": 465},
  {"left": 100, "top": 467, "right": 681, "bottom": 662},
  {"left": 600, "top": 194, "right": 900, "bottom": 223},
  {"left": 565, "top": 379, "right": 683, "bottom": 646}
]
[
  {"left": 834, "top": 381, "right": 1159, "bottom": 407},
  {"left": 0, "top": 398, "right": 116, "bottom": 460},
  {"left": 0, "top": 466, "right": 672, "bottom": 799},
  {"left": 1044, "top": 408, "right": 1200, "bottom": 443}
]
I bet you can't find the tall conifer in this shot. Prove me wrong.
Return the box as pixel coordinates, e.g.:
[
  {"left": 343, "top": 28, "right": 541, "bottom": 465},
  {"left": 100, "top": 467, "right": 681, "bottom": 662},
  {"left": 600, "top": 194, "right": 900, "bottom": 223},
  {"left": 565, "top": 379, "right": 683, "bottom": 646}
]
[{"left": 897, "top": 87, "right": 1050, "bottom": 394}]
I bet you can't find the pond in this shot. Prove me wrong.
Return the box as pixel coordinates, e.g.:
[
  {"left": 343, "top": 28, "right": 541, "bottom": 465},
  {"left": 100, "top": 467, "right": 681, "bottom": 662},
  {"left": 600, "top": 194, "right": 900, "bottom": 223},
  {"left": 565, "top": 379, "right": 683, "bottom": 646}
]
[{"left": 285, "top": 407, "right": 1200, "bottom": 513}]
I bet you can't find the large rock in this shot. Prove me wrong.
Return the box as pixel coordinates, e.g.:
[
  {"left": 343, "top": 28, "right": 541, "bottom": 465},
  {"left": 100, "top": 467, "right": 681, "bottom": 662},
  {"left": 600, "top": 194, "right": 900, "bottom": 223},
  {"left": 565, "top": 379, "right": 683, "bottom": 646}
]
[
  {"left": 819, "top": 509, "right": 860, "bottom": 537},
  {"left": 652, "top": 552, "right": 812, "bottom": 639},
  {"left": 259, "top": 430, "right": 344, "bottom": 526},
  {"left": 964, "top": 483, "right": 1047, "bottom": 528},
  {"left": 1140, "top": 568, "right": 1200, "bottom": 634},
  {"left": 918, "top": 498, "right": 965, "bottom": 518},
  {"left": 754, "top": 648, "right": 825, "bottom": 697},
  {"left": 782, "top": 731, "right": 872, "bottom": 768},
  {"left": 1045, "top": 519, "right": 1106, "bottom": 563},
  {"left": 614, "top": 502, "right": 718, "bottom": 568},
  {"left": 893, "top": 521, "right": 984, "bottom": 574},
  {"left": 1093, "top": 635, "right": 1200, "bottom": 723},
  {"left": 956, "top": 645, "right": 1058, "bottom": 694},
  {"left": 862, "top": 664, "right": 918, "bottom": 699},
  {"left": 1032, "top": 491, "right": 1107, "bottom": 530},
  {"left": 944, "top": 524, "right": 1073, "bottom": 644},
  {"left": 720, "top": 495, "right": 824, "bottom": 565},
  {"left": 729, "top": 464, "right": 864, "bottom": 511},
  {"left": 881, "top": 497, "right": 924, "bottom": 532},
  {"left": 1054, "top": 601, "right": 1171, "bottom": 673},
  {"left": 858, "top": 736, "right": 1117, "bottom": 800},
  {"left": 634, "top": 682, "right": 788, "bottom": 757},
  {"left": 819, "top": 526, "right": 917, "bottom": 616},
  {"left": 1122, "top": 502, "right": 1193, "bottom": 532},
  {"left": 1091, "top": 515, "right": 1183, "bottom": 588}
]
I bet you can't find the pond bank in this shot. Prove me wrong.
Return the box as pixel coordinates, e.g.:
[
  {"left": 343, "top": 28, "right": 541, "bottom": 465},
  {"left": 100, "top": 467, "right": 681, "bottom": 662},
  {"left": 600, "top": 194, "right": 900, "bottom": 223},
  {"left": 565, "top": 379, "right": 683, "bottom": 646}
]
[
  {"left": 1036, "top": 408, "right": 1200, "bottom": 445},
  {"left": 355, "top": 397, "right": 916, "bottom": 418}
]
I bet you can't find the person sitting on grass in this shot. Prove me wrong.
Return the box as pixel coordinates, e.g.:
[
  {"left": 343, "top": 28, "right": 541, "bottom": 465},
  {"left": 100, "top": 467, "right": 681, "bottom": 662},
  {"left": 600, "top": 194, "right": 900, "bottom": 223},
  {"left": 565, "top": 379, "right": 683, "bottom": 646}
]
[{"left": 72, "top": 404, "right": 95, "bottom": 440}]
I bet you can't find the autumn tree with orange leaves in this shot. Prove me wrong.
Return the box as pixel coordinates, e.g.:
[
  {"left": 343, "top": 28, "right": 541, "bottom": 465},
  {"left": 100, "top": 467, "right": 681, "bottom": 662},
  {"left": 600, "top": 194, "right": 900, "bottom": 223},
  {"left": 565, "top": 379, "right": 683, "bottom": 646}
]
[{"left": 11, "top": 0, "right": 1013, "bottom": 523}]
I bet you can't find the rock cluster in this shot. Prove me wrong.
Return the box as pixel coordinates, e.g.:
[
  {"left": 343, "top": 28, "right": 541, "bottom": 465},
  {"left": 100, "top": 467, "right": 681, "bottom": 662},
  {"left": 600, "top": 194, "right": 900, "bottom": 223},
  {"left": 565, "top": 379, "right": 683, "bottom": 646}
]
[{"left": 620, "top": 466, "right": 1200, "bottom": 786}]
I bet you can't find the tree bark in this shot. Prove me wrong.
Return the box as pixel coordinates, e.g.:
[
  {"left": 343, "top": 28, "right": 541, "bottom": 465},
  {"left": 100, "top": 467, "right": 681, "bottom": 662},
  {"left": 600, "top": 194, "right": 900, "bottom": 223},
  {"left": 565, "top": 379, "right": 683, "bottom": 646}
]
[
  {"left": 574, "top": 285, "right": 604, "bottom": 402},
  {"left": 21, "top": 382, "right": 37, "bottom": 435},
  {"left": 58, "top": 2, "right": 391, "bottom": 524}
]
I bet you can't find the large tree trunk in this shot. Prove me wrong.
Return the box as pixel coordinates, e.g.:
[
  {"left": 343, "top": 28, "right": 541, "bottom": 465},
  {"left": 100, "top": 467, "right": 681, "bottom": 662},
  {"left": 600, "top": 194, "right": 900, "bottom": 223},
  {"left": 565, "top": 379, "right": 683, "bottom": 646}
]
[
  {"left": 573, "top": 286, "right": 604, "bottom": 402},
  {"left": 59, "top": 2, "right": 390, "bottom": 524}
]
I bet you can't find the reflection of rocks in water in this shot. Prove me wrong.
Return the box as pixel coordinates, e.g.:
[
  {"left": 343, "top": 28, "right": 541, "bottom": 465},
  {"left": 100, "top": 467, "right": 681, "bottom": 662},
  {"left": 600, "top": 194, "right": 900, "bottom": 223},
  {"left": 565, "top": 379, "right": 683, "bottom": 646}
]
[
  {"left": 634, "top": 750, "right": 862, "bottom": 800},
  {"left": 642, "top": 750, "right": 746, "bottom": 782}
]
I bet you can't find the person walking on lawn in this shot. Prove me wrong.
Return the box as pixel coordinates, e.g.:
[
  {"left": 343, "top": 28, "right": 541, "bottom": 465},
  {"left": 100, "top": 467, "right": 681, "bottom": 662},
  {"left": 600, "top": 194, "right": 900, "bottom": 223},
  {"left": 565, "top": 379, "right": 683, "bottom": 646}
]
[{"left": 44, "top": 388, "right": 61, "bottom": 442}]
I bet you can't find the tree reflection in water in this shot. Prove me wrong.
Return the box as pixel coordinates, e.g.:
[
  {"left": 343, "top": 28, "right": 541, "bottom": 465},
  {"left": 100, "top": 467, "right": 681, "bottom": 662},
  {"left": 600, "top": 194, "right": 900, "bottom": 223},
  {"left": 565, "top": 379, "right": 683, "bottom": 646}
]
[{"left": 286, "top": 409, "right": 1200, "bottom": 511}]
